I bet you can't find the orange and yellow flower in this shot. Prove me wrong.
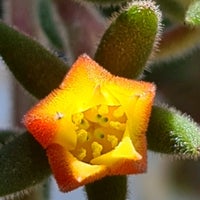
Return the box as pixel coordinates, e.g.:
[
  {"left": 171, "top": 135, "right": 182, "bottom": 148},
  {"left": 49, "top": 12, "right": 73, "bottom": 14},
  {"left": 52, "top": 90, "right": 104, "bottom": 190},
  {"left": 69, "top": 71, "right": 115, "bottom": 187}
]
[{"left": 23, "top": 54, "right": 155, "bottom": 192}]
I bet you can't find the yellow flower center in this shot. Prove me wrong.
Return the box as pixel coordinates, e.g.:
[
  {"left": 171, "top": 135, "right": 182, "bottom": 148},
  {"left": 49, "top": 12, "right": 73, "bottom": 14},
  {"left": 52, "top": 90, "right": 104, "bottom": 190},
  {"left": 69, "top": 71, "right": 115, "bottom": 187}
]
[{"left": 71, "top": 105, "right": 127, "bottom": 163}]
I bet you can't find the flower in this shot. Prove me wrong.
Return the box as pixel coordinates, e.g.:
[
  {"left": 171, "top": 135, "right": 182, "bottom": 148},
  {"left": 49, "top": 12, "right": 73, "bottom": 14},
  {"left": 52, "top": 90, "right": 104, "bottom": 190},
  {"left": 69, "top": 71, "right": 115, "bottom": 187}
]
[{"left": 23, "top": 54, "right": 155, "bottom": 192}]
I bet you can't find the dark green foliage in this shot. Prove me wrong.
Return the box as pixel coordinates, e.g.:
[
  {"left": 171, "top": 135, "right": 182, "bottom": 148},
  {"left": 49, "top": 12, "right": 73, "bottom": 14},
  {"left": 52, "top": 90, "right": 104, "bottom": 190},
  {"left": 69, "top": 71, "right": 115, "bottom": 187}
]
[
  {"left": 95, "top": 2, "right": 160, "bottom": 79},
  {"left": 147, "top": 106, "right": 200, "bottom": 158},
  {"left": 185, "top": 0, "right": 200, "bottom": 25},
  {"left": 0, "top": 21, "right": 68, "bottom": 99},
  {"left": 0, "top": 130, "right": 16, "bottom": 145},
  {"left": 0, "top": 132, "right": 51, "bottom": 197},
  {"left": 0, "top": 0, "right": 3, "bottom": 19}
]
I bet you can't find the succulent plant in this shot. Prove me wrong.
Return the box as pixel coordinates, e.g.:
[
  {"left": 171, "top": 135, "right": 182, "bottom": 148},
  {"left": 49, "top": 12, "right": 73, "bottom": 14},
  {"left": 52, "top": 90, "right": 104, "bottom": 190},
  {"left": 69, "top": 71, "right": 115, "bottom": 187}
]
[{"left": 1, "top": 0, "right": 200, "bottom": 199}]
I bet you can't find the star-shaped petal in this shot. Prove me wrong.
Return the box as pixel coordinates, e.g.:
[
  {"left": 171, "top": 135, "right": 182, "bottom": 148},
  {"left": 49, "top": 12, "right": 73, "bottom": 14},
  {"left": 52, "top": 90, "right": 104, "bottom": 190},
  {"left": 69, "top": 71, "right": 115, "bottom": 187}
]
[{"left": 23, "top": 54, "right": 155, "bottom": 192}]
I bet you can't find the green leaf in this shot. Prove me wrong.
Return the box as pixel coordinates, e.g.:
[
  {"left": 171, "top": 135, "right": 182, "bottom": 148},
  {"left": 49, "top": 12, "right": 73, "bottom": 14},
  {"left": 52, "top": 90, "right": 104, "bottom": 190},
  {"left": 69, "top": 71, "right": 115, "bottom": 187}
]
[
  {"left": 0, "top": 132, "right": 51, "bottom": 198},
  {"left": 0, "top": 21, "right": 69, "bottom": 99},
  {"left": 85, "top": 176, "right": 127, "bottom": 200},
  {"left": 95, "top": 1, "right": 161, "bottom": 79},
  {"left": 0, "top": 130, "right": 16, "bottom": 145},
  {"left": 185, "top": 0, "right": 200, "bottom": 26},
  {"left": 38, "top": 0, "right": 64, "bottom": 50},
  {"left": 147, "top": 105, "right": 200, "bottom": 158}
]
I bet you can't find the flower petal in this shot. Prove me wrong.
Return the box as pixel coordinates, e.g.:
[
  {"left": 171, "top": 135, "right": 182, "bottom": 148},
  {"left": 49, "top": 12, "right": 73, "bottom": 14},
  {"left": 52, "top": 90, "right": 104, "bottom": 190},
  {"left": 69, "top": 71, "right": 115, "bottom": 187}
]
[
  {"left": 103, "top": 78, "right": 155, "bottom": 163},
  {"left": 23, "top": 101, "right": 77, "bottom": 149},
  {"left": 47, "top": 143, "right": 107, "bottom": 192},
  {"left": 23, "top": 54, "right": 156, "bottom": 192},
  {"left": 90, "top": 136, "right": 145, "bottom": 173},
  {"left": 59, "top": 54, "right": 115, "bottom": 110},
  {"left": 23, "top": 54, "right": 116, "bottom": 148}
]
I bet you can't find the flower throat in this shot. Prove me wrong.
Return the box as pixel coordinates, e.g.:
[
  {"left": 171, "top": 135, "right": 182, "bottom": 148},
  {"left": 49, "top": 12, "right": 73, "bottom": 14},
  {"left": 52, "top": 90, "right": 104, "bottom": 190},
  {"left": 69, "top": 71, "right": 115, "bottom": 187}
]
[{"left": 71, "top": 104, "right": 127, "bottom": 163}]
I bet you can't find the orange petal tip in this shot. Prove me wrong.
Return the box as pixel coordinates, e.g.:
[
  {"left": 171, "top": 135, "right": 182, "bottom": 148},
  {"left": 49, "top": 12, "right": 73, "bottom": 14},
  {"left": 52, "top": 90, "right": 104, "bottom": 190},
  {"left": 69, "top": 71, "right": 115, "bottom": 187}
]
[{"left": 47, "top": 144, "right": 107, "bottom": 191}]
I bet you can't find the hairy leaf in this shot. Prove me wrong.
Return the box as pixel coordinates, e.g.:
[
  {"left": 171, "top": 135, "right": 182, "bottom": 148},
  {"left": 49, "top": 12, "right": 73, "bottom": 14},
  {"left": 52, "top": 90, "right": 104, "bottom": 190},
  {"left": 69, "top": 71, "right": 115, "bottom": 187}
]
[
  {"left": 0, "top": 21, "right": 68, "bottom": 99},
  {"left": 147, "top": 105, "right": 200, "bottom": 159},
  {"left": 0, "top": 130, "right": 16, "bottom": 145},
  {"left": 0, "top": 132, "right": 51, "bottom": 197},
  {"left": 185, "top": 0, "right": 200, "bottom": 25},
  {"left": 95, "top": 1, "right": 161, "bottom": 79}
]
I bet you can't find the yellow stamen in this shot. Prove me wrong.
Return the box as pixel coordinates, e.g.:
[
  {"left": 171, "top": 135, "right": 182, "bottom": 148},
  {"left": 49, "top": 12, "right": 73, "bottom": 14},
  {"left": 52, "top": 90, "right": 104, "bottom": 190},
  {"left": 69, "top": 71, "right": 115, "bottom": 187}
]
[
  {"left": 91, "top": 142, "right": 103, "bottom": 158},
  {"left": 71, "top": 105, "right": 128, "bottom": 162},
  {"left": 77, "top": 129, "right": 88, "bottom": 143},
  {"left": 72, "top": 113, "right": 84, "bottom": 125},
  {"left": 76, "top": 148, "right": 86, "bottom": 160},
  {"left": 110, "top": 121, "right": 126, "bottom": 131},
  {"left": 79, "top": 118, "right": 90, "bottom": 130},
  {"left": 107, "top": 135, "right": 118, "bottom": 148}
]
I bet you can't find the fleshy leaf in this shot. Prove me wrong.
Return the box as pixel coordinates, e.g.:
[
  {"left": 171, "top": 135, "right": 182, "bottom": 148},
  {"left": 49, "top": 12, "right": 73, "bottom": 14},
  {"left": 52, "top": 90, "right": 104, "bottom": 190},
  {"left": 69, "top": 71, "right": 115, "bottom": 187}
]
[
  {"left": 38, "top": 0, "right": 65, "bottom": 50},
  {"left": 0, "top": 132, "right": 51, "bottom": 198},
  {"left": 0, "top": 1, "right": 2, "bottom": 19},
  {"left": 185, "top": 0, "right": 200, "bottom": 26},
  {"left": 0, "top": 130, "right": 16, "bottom": 145},
  {"left": 95, "top": 1, "right": 161, "bottom": 79},
  {"left": 0, "top": 21, "right": 69, "bottom": 99},
  {"left": 147, "top": 105, "right": 200, "bottom": 158},
  {"left": 85, "top": 175, "right": 127, "bottom": 200}
]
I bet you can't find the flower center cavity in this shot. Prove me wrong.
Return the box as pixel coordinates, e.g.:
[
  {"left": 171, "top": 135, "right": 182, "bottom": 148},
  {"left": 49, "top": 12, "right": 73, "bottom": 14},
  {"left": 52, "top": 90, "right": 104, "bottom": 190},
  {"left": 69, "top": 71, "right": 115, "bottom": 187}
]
[{"left": 71, "top": 104, "right": 127, "bottom": 163}]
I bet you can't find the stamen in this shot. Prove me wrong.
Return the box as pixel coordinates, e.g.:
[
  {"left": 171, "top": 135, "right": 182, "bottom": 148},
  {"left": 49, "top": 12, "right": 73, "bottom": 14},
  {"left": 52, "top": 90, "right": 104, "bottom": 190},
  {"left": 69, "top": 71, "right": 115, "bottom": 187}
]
[
  {"left": 71, "top": 104, "right": 128, "bottom": 162},
  {"left": 110, "top": 121, "right": 126, "bottom": 131},
  {"left": 91, "top": 142, "right": 103, "bottom": 158},
  {"left": 76, "top": 148, "right": 86, "bottom": 160},
  {"left": 107, "top": 135, "right": 118, "bottom": 148},
  {"left": 77, "top": 129, "right": 88, "bottom": 143},
  {"left": 79, "top": 119, "right": 90, "bottom": 129},
  {"left": 72, "top": 113, "right": 84, "bottom": 125}
]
